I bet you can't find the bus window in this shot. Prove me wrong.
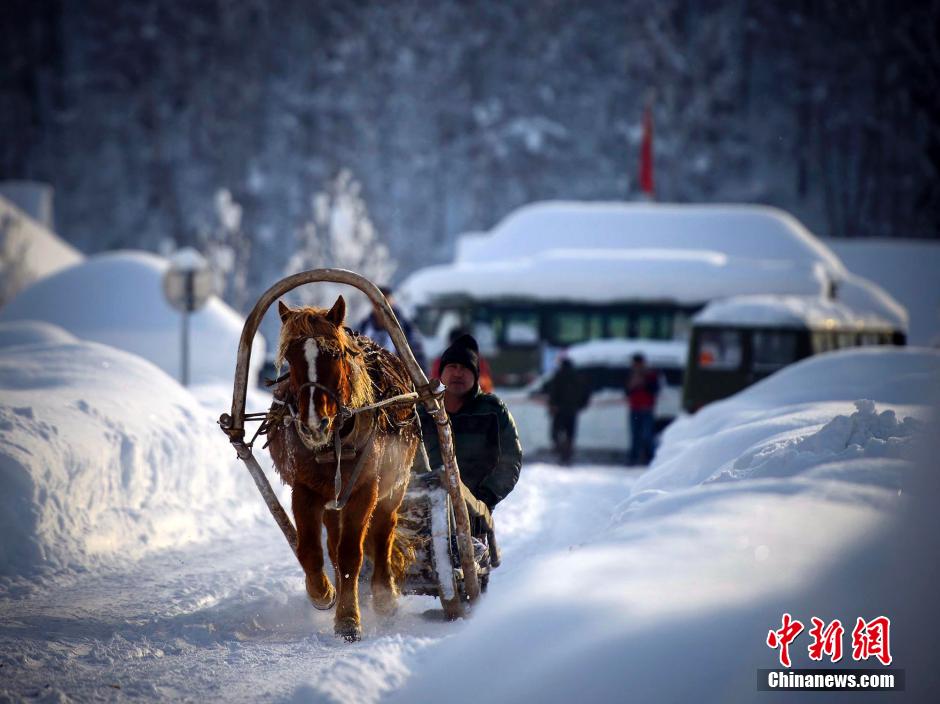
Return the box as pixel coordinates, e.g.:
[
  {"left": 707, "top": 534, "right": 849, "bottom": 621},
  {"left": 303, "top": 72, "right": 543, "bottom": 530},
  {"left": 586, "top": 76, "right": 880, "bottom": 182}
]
[
  {"left": 552, "top": 311, "right": 585, "bottom": 344},
  {"left": 504, "top": 312, "right": 539, "bottom": 345},
  {"left": 607, "top": 314, "right": 629, "bottom": 338},
  {"left": 697, "top": 329, "right": 742, "bottom": 370},
  {"left": 473, "top": 322, "right": 497, "bottom": 354},
  {"left": 813, "top": 331, "right": 834, "bottom": 353},
  {"left": 859, "top": 332, "right": 881, "bottom": 346},
  {"left": 635, "top": 312, "right": 657, "bottom": 339},
  {"left": 752, "top": 330, "right": 798, "bottom": 372},
  {"left": 673, "top": 312, "right": 692, "bottom": 341},
  {"left": 551, "top": 311, "right": 595, "bottom": 345},
  {"left": 588, "top": 313, "right": 603, "bottom": 339},
  {"left": 836, "top": 332, "right": 857, "bottom": 349}
]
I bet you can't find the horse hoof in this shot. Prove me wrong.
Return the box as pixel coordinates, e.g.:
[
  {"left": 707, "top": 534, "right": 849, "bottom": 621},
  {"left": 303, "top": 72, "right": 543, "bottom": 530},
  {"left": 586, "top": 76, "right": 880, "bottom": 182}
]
[
  {"left": 334, "top": 617, "right": 361, "bottom": 642},
  {"left": 306, "top": 576, "right": 336, "bottom": 611},
  {"left": 372, "top": 590, "right": 399, "bottom": 618}
]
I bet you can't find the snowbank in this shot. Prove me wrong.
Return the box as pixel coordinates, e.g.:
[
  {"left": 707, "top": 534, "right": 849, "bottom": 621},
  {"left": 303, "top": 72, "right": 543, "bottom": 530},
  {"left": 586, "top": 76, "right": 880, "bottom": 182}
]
[
  {"left": 563, "top": 338, "right": 688, "bottom": 367},
  {"left": 0, "top": 319, "right": 79, "bottom": 348},
  {"left": 0, "top": 250, "right": 264, "bottom": 384},
  {"left": 390, "top": 347, "right": 937, "bottom": 703},
  {"left": 0, "top": 194, "right": 83, "bottom": 306},
  {"left": 637, "top": 347, "right": 936, "bottom": 494},
  {"left": 0, "top": 327, "right": 263, "bottom": 580}
]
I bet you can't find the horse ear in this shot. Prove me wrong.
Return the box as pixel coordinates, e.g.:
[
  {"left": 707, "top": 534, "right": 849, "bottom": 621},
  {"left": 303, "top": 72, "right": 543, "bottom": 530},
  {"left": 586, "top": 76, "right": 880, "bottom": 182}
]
[
  {"left": 278, "top": 300, "right": 291, "bottom": 322},
  {"left": 326, "top": 295, "right": 346, "bottom": 327}
]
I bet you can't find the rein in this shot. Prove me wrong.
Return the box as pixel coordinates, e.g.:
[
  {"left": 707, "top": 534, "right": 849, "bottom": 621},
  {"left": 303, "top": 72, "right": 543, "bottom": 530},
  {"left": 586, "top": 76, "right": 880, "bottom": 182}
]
[{"left": 262, "top": 374, "right": 420, "bottom": 511}]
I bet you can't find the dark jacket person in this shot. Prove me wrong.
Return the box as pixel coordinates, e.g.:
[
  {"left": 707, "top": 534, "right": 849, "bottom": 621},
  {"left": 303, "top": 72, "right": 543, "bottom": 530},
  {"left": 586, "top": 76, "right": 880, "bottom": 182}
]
[
  {"left": 418, "top": 334, "right": 523, "bottom": 510},
  {"left": 546, "top": 358, "right": 591, "bottom": 464}
]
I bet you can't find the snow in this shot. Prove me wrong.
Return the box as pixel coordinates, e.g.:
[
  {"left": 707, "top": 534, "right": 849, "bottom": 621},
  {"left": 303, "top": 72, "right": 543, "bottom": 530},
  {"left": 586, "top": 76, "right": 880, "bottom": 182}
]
[
  {"left": 562, "top": 337, "right": 688, "bottom": 367},
  {"left": 0, "top": 329, "right": 264, "bottom": 580},
  {"left": 400, "top": 206, "right": 909, "bottom": 333},
  {"left": 458, "top": 201, "right": 848, "bottom": 278},
  {"left": 0, "top": 194, "right": 83, "bottom": 304},
  {"left": 642, "top": 347, "right": 937, "bottom": 494},
  {"left": 826, "top": 238, "right": 940, "bottom": 346},
  {"left": 0, "top": 325, "right": 936, "bottom": 700},
  {"left": 390, "top": 347, "right": 938, "bottom": 703},
  {"left": 0, "top": 319, "right": 79, "bottom": 348},
  {"left": 399, "top": 248, "right": 830, "bottom": 306},
  {"left": 0, "top": 250, "right": 264, "bottom": 385},
  {"left": 835, "top": 272, "right": 909, "bottom": 333},
  {"left": 167, "top": 246, "right": 209, "bottom": 272},
  {"left": 693, "top": 294, "right": 899, "bottom": 330}
]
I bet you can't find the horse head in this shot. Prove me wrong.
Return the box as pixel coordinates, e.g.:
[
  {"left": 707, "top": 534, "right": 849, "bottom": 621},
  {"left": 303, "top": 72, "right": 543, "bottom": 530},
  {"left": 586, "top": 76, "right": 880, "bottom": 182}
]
[{"left": 276, "top": 296, "right": 370, "bottom": 450}]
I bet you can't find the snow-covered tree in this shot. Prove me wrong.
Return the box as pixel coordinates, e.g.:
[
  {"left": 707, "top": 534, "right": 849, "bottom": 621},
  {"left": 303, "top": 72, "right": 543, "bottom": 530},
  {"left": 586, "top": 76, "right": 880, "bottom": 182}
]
[
  {"left": 285, "top": 169, "right": 395, "bottom": 321},
  {"left": 199, "top": 188, "right": 251, "bottom": 312}
]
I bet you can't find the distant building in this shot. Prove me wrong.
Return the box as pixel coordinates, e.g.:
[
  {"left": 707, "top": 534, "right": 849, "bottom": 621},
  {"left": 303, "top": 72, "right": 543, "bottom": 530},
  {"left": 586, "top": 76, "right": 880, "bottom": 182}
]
[
  {"left": 398, "top": 201, "right": 905, "bottom": 386},
  {"left": 0, "top": 182, "right": 82, "bottom": 307}
]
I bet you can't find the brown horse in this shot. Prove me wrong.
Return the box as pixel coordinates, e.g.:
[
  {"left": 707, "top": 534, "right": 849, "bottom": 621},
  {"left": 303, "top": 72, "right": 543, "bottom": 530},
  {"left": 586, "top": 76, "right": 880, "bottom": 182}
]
[{"left": 266, "top": 296, "right": 419, "bottom": 641}]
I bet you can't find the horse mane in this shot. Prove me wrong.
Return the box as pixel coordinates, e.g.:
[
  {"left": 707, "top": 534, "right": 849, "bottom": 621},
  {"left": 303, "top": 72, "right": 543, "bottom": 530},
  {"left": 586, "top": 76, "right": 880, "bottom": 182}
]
[{"left": 274, "top": 306, "right": 374, "bottom": 408}]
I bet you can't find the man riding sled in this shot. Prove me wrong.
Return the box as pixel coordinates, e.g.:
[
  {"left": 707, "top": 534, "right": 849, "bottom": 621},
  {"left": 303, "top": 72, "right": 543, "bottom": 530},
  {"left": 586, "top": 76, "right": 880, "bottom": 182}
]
[{"left": 416, "top": 333, "right": 523, "bottom": 566}]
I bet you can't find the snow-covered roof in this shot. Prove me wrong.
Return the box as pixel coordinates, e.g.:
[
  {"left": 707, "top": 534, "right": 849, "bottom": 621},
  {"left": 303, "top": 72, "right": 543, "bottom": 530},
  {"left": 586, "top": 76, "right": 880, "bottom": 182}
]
[
  {"left": 0, "top": 250, "right": 264, "bottom": 384},
  {"left": 836, "top": 272, "right": 909, "bottom": 332},
  {"left": 0, "top": 195, "right": 83, "bottom": 303},
  {"left": 458, "top": 201, "right": 848, "bottom": 277},
  {"left": 693, "top": 294, "right": 900, "bottom": 331},
  {"left": 564, "top": 338, "right": 688, "bottom": 368},
  {"left": 398, "top": 248, "right": 829, "bottom": 307}
]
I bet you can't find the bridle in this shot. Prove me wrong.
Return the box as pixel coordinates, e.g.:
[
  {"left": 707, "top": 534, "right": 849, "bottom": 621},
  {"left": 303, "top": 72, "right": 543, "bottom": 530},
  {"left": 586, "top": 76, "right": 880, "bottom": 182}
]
[{"left": 271, "top": 336, "right": 419, "bottom": 510}]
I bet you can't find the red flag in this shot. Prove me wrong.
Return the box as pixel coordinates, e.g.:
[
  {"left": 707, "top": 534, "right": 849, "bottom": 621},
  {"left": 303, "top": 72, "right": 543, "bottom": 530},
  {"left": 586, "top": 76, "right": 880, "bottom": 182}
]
[{"left": 639, "top": 104, "right": 655, "bottom": 197}]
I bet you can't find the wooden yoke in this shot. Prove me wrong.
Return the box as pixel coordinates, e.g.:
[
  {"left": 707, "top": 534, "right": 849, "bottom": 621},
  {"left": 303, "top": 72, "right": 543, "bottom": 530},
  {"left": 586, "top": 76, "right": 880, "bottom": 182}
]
[{"left": 219, "top": 268, "right": 481, "bottom": 606}]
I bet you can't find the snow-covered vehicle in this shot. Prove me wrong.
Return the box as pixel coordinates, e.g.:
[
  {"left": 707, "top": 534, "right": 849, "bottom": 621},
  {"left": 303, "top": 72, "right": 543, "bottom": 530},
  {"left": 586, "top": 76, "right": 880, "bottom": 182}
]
[
  {"left": 683, "top": 295, "right": 906, "bottom": 412},
  {"left": 219, "top": 269, "right": 491, "bottom": 621},
  {"left": 503, "top": 338, "right": 687, "bottom": 457},
  {"left": 397, "top": 201, "right": 903, "bottom": 387}
]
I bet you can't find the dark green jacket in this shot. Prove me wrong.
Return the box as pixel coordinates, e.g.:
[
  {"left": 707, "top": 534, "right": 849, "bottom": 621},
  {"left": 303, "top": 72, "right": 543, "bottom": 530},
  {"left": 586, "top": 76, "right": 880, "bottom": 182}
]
[{"left": 418, "top": 388, "right": 523, "bottom": 509}]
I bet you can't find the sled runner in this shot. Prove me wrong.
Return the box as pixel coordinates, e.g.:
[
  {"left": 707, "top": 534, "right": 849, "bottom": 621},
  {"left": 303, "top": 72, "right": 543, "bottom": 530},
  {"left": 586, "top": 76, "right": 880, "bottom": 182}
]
[{"left": 218, "top": 269, "right": 489, "bottom": 625}]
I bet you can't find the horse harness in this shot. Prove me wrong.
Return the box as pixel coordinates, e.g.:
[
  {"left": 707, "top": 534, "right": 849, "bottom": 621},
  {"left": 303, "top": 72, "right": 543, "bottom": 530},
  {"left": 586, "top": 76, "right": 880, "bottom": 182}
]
[{"left": 249, "top": 371, "right": 421, "bottom": 511}]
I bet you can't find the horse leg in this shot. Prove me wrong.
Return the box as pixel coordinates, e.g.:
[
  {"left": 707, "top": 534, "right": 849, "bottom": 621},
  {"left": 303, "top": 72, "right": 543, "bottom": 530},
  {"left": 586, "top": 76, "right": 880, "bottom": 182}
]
[
  {"left": 323, "top": 508, "right": 340, "bottom": 576},
  {"left": 292, "top": 483, "right": 335, "bottom": 610},
  {"left": 333, "top": 484, "right": 378, "bottom": 641},
  {"left": 369, "top": 482, "right": 407, "bottom": 617}
]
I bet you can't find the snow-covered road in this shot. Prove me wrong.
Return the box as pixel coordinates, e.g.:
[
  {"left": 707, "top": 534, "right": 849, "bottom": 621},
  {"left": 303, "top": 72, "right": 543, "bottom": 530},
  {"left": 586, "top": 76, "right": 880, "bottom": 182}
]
[
  {"left": 2, "top": 330, "right": 936, "bottom": 702},
  {"left": 0, "top": 463, "right": 638, "bottom": 703}
]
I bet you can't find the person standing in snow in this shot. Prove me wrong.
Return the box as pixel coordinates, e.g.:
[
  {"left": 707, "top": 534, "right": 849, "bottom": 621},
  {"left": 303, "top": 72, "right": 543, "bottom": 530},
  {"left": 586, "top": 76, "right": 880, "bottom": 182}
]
[
  {"left": 626, "top": 353, "right": 660, "bottom": 465},
  {"left": 417, "top": 333, "right": 523, "bottom": 562},
  {"left": 545, "top": 357, "right": 591, "bottom": 464},
  {"left": 356, "top": 286, "right": 427, "bottom": 372}
]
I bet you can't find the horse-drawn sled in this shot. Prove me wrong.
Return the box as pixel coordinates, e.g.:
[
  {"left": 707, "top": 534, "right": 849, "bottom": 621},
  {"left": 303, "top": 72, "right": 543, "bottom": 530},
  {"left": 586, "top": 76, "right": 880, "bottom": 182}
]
[{"left": 218, "top": 270, "right": 495, "bottom": 639}]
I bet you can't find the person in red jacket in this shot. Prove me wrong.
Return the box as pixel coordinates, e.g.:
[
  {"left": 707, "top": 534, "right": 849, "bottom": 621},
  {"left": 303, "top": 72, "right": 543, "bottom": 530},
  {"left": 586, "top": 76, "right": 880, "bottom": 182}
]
[{"left": 626, "top": 353, "right": 660, "bottom": 465}]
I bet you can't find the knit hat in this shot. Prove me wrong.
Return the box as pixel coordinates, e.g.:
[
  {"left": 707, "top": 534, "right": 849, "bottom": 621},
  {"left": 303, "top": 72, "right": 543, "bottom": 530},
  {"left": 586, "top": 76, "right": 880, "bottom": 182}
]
[{"left": 439, "top": 333, "right": 480, "bottom": 384}]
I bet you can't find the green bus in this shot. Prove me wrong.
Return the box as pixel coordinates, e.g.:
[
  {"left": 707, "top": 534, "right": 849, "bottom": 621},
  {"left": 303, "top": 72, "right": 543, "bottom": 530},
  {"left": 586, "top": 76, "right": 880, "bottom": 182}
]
[{"left": 682, "top": 296, "right": 906, "bottom": 412}]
